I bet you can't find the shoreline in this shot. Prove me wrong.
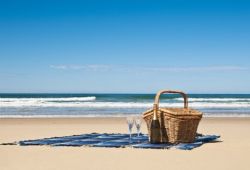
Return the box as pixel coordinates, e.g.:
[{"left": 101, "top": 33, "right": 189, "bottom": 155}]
[
  {"left": 1, "top": 116, "right": 250, "bottom": 119},
  {"left": 1, "top": 115, "right": 250, "bottom": 118}
]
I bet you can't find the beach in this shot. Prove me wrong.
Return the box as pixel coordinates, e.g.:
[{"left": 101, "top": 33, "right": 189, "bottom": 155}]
[
  {"left": 1, "top": 0, "right": 249, "bottom": 169},
  {"left": 1, "top": 117, "right": 250, "bottom": 170}
]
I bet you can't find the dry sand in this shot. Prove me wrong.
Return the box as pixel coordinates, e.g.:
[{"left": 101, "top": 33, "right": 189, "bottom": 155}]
[{"left": 0, "top": 117, "right": 250, "bottom": 170}]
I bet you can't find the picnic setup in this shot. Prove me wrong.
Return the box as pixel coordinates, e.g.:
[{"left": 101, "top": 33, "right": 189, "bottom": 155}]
[{"left": 2, "top": 90, "right": 220, "bottom": 150}]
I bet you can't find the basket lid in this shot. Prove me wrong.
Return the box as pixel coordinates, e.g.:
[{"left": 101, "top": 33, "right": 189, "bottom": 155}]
[
  {"left": 143, "top": 107, "right": 202, "bottom": 118},
  {"left": 160, "top": 108, "right": 202, "bottom": 116}
]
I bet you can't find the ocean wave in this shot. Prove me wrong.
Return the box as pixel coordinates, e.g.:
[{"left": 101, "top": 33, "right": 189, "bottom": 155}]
[
  {"left": 1, "top": 101, "right": 250, "bottom": 108},
  {"left": 1, "top": 97, "right": 250, "bottom": 104},
  {"left": 175, "top": 98, "right": 250, "bottom": 102},
  {"left": 0, "top": 96, "right": 96, "bottom": 102}
]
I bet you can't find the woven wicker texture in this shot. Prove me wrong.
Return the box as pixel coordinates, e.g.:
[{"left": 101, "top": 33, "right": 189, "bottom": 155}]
[{"left": 143, "top": 90, "right": 202, "bottom": 143}]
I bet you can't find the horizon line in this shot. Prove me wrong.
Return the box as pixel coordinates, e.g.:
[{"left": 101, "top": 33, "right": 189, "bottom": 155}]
[{"left": 1, "top": 92, "right": 250, "bottom": 95}]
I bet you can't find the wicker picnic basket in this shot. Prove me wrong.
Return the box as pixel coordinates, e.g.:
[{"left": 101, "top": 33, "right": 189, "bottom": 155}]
[{"left": 143, "top": 90, "right": 202, "bottom": 143}]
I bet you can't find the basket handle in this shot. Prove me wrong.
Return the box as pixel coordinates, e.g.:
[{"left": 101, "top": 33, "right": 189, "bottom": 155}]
[{"left": 154, "top": 90, "right": 188, "bottom": 110}]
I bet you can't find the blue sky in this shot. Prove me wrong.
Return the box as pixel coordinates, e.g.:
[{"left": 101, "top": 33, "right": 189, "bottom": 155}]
[{"left": 0, "top": 0, "right": 250, "bottom": 93}]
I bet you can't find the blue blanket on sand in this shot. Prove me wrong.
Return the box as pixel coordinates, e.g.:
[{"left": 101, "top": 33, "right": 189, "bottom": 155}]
[{"left": 17, "top": 133, "right": 220, "bottom": 150}]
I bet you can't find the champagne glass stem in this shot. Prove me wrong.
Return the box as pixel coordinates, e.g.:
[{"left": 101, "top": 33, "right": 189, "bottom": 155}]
[{"left": 129, "top": 128, "right": 132, "bottom": 143}]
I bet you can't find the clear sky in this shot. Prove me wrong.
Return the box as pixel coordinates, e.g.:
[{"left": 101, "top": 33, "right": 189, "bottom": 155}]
[{"left": 0, "top": 0, "right": 250, "bottom": 93}]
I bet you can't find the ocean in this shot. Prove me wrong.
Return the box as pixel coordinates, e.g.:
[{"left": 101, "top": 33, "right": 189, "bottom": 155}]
[{"left": 1, "top": 93, "right": 250, "bottom": 117}]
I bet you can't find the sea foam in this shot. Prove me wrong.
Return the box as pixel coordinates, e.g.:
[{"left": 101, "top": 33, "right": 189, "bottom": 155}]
[
  {"left": 1, "top": 100, "right": 250, "bottom": 108},
  {"left": 1, "top": 95, "right": 250, "bottom": 117}
]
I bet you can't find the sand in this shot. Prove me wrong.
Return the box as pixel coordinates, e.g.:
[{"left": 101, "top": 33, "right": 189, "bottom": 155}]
[{"left": 0, "top": 117, "right": 250, "bottom": 170}]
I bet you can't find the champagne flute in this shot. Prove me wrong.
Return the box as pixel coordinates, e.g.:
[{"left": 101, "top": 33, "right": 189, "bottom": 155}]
[
  {"left": 135, "top": 116, "right": 142, "bottom": 137},
  {"left": 126, "top": 116, "right": 134, "bottom": 142}
]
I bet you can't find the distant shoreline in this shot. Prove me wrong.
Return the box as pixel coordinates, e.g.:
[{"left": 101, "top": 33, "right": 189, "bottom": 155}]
[{"left": 1, "top": 115, "right": 250, "bottom": 118}]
